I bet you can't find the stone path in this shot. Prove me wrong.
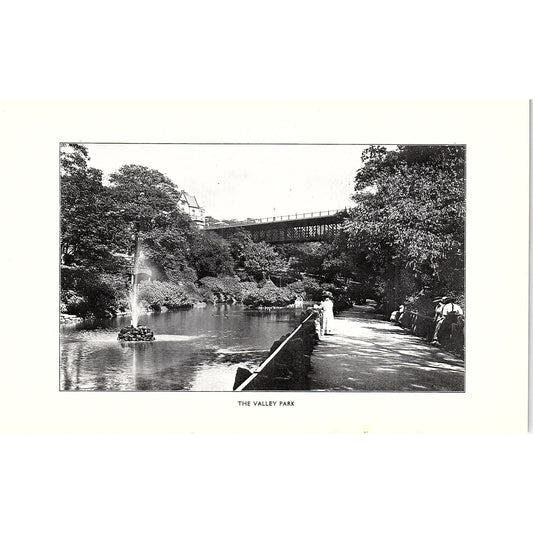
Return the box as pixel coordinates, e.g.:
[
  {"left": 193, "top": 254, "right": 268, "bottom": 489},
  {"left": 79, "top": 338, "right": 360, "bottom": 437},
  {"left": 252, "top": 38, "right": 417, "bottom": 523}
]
[{"left": 308, "top": 305, "right": 464, "bottom": 392}]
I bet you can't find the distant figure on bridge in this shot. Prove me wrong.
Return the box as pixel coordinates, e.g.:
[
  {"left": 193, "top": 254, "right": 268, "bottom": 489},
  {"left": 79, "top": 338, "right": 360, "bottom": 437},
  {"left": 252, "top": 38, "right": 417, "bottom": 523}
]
[{"left": 321, "top": 293, "right": 335, "bottom": 335}]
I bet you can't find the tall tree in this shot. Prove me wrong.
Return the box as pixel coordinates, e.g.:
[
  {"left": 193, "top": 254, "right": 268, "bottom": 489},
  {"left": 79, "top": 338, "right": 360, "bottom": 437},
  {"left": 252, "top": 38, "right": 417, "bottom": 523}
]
[
  {"left": 141, "top": 225, "right": 195, "bottom": 282},
  {"left": 227, "top": 230, "right": 288, "bottom": 281},
  {"left": 277, "top": 242, "right": 328, "bottom": 279},
  {"left": 188, "top": 231, "right": 234, "bottom": 279},
  {"left": 227, "top": 230, "right": 255, "bottom": 271},
  {"left": 243, "top": 241, "right": 288, "bottom": 281},
  {"left": 346, "top": 145, "right": 465, "bottom": 310},
  {"left": 107, "top": 164, "right": 197, "bottom": 270},
  {"left": 108, "top": 165, "right": 184, "bottom": 239},
  {"left": 60, "top": 143, "right": 116, "bottom": 265}
]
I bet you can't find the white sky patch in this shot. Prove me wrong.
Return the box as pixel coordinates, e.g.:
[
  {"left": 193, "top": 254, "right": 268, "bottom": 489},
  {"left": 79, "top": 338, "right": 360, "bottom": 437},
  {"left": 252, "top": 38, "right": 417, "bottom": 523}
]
[{"left": 81, "top": 144, "right": 379, "bottom": 220}]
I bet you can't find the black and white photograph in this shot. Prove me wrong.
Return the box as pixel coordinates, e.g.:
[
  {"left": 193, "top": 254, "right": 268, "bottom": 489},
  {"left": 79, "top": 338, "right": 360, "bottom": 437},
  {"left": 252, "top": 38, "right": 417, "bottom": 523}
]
[
  {"left": 60, "top": 142, "right": 465, "bottom": 392},
  {"left": 1, "top": 7, "right": 532, "bottom": 531}
]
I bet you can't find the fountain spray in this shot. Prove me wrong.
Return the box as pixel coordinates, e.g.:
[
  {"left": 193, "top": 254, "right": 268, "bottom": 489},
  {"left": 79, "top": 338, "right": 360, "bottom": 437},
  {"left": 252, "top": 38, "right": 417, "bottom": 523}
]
[
  {"left": 130, "top": 233, "right": 141, "bottom": 328},
  {"left": 118, "top": 232, "right": 155, "bottom": 342}
]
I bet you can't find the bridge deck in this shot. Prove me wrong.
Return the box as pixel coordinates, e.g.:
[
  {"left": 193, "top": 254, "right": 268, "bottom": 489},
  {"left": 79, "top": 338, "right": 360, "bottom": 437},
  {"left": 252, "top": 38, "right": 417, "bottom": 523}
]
[
  {"left": 204, "top": 209, "right": 346, "bottom": 230},
  {"left": 204, "top": 209, "right": 348, "bottom": 243},
  {"left": 309, "top": 304, "right": 464, "bottom": 391}
]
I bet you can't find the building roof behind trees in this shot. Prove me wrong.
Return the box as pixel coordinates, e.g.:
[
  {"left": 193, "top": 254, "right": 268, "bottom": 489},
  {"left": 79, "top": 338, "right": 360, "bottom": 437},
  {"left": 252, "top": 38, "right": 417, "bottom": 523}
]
[{"left": 179, "top": 191, "right": 200, "bottom": 208}]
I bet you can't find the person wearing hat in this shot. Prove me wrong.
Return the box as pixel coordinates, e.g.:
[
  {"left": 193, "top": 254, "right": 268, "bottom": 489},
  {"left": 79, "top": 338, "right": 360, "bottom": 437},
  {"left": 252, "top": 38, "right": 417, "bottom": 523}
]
[
  {"left": 431, "top": 296, "right": 463, "bottom": 346},
  {"left": 320, "top": 292, "right": 335, "bottom": 335},
  {"left": 427, "top": 297, "right": 445, "bottom": 341}
]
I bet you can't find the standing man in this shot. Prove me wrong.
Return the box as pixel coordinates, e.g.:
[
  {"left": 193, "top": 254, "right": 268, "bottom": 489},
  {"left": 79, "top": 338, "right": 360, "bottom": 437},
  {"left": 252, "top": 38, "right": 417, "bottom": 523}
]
[
  {"left": 431, "top": 297, "right": 463, "bottom": 346},
  {"left": 428, "top": 297, "right": 445, "bottom": 341}
]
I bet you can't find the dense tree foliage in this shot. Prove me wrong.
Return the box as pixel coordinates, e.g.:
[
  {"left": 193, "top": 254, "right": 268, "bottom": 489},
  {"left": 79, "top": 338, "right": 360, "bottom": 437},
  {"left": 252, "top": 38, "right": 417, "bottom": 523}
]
[
  {"left": 344, "top": 145, "right": 465, "bottom": 312},
  {"left": 242, "top": 241, "right": 287, "bottom": 281},
  {"left": 60, "top": 150, "right": 202, "bottom": 316},
  {"left": 61, "top": 144, "right": 464, "bottom": 318},
  {"left": 188, "top": 231, "right": 234, "bottom": 279},
  {"left": 60, "top": 147, "right": 298, "bottom": 316},
  {"left": 228, "top": 230, "right": 288, "bottom": 281},
  {"left": 141, "top": 225, "right": 195, "bottom": 283},
  {"left": 60, "top": 144, "right": 118, "bottom": 266},
  {"left": 277, "top": 243, "right": 327, "bottom": 279},
  {"left": 108, "top": 165, "right": 183, "bottom": 233}
]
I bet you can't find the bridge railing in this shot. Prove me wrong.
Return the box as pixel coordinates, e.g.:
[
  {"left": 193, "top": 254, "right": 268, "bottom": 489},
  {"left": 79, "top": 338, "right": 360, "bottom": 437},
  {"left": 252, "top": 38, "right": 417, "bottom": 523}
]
[{"left": 204, "top": 208, "right": 347, "bottom": 229}]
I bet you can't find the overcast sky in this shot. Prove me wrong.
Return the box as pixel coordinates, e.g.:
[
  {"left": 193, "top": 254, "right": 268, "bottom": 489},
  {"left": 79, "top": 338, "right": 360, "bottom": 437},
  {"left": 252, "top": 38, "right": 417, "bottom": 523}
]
[{"left": 82, "top": 143, "right": 372, "bottom": 220}]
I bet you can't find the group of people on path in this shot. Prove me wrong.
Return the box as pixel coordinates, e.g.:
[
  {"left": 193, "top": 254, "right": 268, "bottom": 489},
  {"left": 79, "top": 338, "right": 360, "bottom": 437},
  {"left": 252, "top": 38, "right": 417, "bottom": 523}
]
[
  {"left": 305, "top": 285, "right": 466, "bottom": 359},
  {"left": 391, "top": 290, "right": 464, "bottom": 349},
  {"left": 309, "top": 288, "right": 464, "bottom": 351}
]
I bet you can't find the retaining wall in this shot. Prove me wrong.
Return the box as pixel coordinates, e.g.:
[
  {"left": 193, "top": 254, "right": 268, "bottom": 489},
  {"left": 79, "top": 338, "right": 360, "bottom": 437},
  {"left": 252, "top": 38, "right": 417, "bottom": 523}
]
[{"left": 233, "top": 310, "right": 319, "bottom": 391}]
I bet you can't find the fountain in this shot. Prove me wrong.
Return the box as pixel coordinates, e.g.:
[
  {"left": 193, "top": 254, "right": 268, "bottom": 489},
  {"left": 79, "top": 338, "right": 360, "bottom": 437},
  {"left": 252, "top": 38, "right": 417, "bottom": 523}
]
[
  {"left": 118, "top": 236, "right": 155, "bottom": 342},
  {"left": 118, "top": 324, "right": 154, "bottom": 342}
]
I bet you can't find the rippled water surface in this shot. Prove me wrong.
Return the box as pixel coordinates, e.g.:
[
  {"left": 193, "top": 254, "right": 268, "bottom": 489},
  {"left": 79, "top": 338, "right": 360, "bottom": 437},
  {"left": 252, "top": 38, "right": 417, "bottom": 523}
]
[{"left": 60, "top": 305, "right": 303, "bottom": 391}]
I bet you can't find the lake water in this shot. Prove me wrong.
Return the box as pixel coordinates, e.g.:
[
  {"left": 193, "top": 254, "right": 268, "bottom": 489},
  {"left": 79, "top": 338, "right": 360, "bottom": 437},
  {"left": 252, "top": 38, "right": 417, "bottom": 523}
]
[{"left": 60, "top": 304, "right": 304, "bottom": 391}]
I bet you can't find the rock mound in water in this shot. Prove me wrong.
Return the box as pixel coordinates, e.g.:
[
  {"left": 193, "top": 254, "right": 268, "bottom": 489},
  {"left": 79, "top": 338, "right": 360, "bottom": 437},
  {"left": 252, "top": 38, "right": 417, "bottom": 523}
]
[{"left": 118, "top": 325, "right": 155, "bottom": 342}]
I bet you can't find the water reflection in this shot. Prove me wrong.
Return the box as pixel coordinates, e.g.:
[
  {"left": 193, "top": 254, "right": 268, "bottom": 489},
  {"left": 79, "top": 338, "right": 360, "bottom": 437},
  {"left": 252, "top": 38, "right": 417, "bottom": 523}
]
[{"left": 60, "top": 304, "right": 303, "bottom": 391}]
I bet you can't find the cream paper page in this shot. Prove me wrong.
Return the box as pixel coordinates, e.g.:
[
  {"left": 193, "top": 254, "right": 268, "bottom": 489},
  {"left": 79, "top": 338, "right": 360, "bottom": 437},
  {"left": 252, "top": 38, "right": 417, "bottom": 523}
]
[{"left": 0, "top": 99, "right": 528, "bottom": 432}]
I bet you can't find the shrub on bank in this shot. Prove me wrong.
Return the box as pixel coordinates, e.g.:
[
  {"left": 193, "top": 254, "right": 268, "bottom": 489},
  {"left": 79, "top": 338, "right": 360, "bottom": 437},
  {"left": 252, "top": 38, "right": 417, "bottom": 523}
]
[
  {"left": 286, "top": 277, "right": 322, "bottom": 301},
  {"left": 331, "top": 293, "right": 352, "bottom": 312},
  {"left": 198, "top": 276, "right": 245, "bottom": 302},
  {"left": 239, "top": 281, "right": 259, "bottom": 301},
  {"left": 61, "top": 269, "right": 303, "bottom": 317},
  {"left": 138, "top": 280, "right": 196, "bottom": 311},
  {"left": 303, "top": 277, "right": 324, "bottom": 301},
  {"left": 287, "top": 280, "right": 305, "bottom": 296},
  {"left": 61, "top": 288, "right": 87, "bottom": 316},
  {"left": 61, "top": 267, "right": 128, "bottom": 318},
  {"left": 242, "top": 282, "right": 296, "bottom": 307},
  {"left": 197, "top": 277, "right": 263, "bottom": 303}
]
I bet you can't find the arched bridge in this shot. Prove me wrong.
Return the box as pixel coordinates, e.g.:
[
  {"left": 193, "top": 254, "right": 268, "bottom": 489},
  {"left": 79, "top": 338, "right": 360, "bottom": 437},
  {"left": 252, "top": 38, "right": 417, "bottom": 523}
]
[{"left": 203, "top": 209, "right": 349, "bottom": 243}]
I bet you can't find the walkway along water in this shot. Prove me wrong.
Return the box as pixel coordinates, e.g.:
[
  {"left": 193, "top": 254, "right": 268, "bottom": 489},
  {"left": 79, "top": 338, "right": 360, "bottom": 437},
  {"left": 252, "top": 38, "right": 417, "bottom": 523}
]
[{"left": 235, "top": 303, "right": 464, "bottom": 392}]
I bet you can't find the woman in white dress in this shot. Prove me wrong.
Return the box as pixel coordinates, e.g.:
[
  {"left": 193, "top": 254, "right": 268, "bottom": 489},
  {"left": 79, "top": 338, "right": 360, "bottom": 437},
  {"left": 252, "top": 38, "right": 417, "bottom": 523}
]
[{"left": 321, "top": 293, "right": 335, "bottom": 335}]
